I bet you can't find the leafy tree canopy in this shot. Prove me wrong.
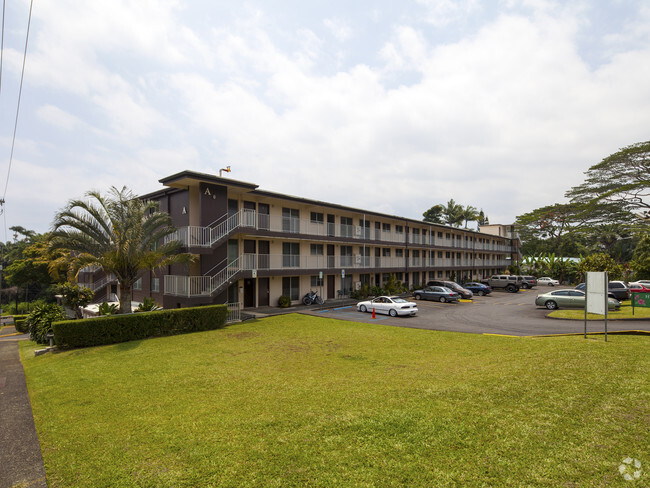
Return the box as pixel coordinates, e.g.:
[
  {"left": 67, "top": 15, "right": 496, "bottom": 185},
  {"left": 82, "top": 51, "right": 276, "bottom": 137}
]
[
  {"left": 566, "top": 140, "right": 650, "bottom": 218},
  {"left": 577, "top": 253, "right": 625, "bottom": 281},
  {"left": 422, "top": 205, "right": 443, "bottom": 224}
]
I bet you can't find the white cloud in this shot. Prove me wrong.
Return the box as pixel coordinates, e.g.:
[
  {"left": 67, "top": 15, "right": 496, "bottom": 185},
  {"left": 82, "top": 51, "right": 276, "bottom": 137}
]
[
  {"left": 2, "top": 1, "right": 650, "bottom": 234},
  {"left": 324, "top": 18, "right": 353, "bottom": 42}
]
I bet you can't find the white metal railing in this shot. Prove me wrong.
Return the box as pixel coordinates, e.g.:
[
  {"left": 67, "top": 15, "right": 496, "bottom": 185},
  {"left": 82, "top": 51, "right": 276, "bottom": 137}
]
[
  {"left": 165, "top": 209, "right": 519, "bottom": 254},
  {"left": 164, "top": 209, "right": 257, "bottom": 248},
  {"left": 227, "top": 302, "right": 241, "bottom": 323},
  {"left": 164, "top": 256, "right": 243, "bottom": 297},
  {"left": 86, "top": 273, "right": 117, "bottom": 292}
]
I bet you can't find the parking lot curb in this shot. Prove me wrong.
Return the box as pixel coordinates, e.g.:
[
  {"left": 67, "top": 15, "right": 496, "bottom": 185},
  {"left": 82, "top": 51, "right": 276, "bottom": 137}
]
[{"left": 527, "top": 330, "right": 650, "bottom": 338}]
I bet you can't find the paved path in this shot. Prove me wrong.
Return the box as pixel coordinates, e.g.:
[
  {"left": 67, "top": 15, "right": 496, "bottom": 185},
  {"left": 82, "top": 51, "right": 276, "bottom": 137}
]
[{"left": 0, "top": 332, "right": 48, "bottom": 488}]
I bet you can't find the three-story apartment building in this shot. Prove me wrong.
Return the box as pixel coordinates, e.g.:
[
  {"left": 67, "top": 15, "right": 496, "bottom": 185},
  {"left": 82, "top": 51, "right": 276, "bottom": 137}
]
[{"left": 81, "top": 170, "right": 521, "bottom": 309}]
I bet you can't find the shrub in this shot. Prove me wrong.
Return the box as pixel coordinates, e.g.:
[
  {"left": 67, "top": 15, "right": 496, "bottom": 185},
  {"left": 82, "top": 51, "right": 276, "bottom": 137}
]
[
  {"left": 98, "top": 302, "right": 119, "bottom": 316},
  {"left": 136, "top": 297, "right": 162, "bottom": 312},
  {"left": 53, "top": 304, "right": 228, "bottom": 348},
  {"left": 278, "top": 295, "right": 291, "bottom": 308},
  {"left": 14, "top": 315, "right": 29, "bottom": 333},
  {"left": 27, "top": 304, "right": 66, "bottom": 344}
]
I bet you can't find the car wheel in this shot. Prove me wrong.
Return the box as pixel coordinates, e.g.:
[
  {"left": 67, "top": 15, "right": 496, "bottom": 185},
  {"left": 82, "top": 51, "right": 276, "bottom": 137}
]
[
  {"left": 545, "top": 300, "right": 558, "bottom": 310},
  {"left": 477, "top": 291, "right": 484, "bottom": 296},
  {"left": 439, "top": 297, "right": 446, "bottom": 303},
  {"left": 359, "top": 305, "right": 367, "bottom": 313},
  {"left": 549, "top": 283, "right": 554, "bottom": 286},
  {"left": 506, "top": 284, "right": 516, "bottom": 293},
  {"left": 389, "top": 309, "right": 397, "bottom": 317},
  {"left": 414, "top": 294, "right": 421, "bottom": 300},
  {"left": 522, "top": 283, "right": 528, "bottom": 289}
]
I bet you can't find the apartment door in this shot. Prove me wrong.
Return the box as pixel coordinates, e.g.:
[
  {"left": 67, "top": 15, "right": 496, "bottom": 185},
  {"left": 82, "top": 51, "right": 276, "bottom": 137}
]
[
  {"left": 327, "top": 275, "right": 335, "bottom": 299},
  {"left": 327, "top": 244, "right": 335, "bottom": 268},
  {"left": 258, "top": 240, "right": 270, "bottom": 269},
  {"left": 244, "top": 239, "right": 256, "bottom": 268},
  {"left": 258, "top": 203, "right": 270, "bottom": 230},
  {"left": 244, "top": 278, "right": 256, "bottom": 308},
  {"left": 258, "top": 277, "right": 270, "bottom": 307}
]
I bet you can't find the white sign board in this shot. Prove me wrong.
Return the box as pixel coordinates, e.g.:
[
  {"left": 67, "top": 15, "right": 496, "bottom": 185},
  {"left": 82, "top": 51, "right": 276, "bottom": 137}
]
[{"left": 586, "top": 271, "right": 607, "bottom": 315}]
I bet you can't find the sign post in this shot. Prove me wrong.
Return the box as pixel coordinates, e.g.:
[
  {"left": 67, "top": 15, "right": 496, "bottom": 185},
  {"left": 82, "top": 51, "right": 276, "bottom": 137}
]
[{"left": 585, "top": 271, "right": 608, "bottom": 341}]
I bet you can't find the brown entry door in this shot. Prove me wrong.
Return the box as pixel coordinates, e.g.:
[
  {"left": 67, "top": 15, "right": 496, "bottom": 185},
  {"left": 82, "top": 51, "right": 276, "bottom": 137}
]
[
  {"left": 327, "top": 275, "right": 335, "bottom": 299},
  {"left": 258, "top": 278, "right": 270, "bottom": 307},
  {"left": 244, "top": 279, "right": 256, "bottom": 308}
]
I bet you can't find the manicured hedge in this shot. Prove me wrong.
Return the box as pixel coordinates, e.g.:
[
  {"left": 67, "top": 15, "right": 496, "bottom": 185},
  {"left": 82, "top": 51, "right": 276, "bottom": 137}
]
[
  {"left": 14, "top": 315, "right": 29, "bottom": 333},
  {"left": 53, "top": 305, "right": 229, "bottom": 348}
]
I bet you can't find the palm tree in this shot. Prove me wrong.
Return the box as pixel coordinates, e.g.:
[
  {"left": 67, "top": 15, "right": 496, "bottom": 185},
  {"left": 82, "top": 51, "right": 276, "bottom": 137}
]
[
  {"left": 461, "top": 205, "right": 480, "bottom": 228},
  {"left": 50, "top": 186, "right": 193, "bottom": 314},
  {"left": 442, "top": 199, "right": 465, "bottom": 227}
]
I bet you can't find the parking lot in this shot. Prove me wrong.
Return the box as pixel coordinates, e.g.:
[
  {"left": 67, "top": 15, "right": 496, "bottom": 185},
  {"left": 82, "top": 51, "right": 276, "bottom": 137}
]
[{"left": 304, "top": 287, "right": 650, "bottom": 336}]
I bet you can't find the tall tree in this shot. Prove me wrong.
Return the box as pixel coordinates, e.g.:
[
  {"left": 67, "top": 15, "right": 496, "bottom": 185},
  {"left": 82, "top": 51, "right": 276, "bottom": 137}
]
[
  {"left": 566, "top": 140, "right": 650, "bottom": 218},
  {"left": 461, "top": 205, "right": 479, "bottom": 228},
  {"left": 442, "top": 199, "right": 465, "bottom": 227},
  {"left": 422, "top": 205, "right": 444, "bottom": 224},
  {"left": 50, "top": 186, "right": 194, "bottom": 314}
]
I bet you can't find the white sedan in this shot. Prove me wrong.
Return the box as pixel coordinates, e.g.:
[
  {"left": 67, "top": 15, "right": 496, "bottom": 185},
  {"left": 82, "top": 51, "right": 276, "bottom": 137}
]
[
  {"left": 356, "top": 296, "right": 418, "bottom": 317},
  {"left": 537, "top": 277, "right": 560, "bottom": 286}
]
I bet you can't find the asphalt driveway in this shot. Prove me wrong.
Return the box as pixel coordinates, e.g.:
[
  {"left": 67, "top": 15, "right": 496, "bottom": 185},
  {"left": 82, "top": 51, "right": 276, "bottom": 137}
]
[{"left": 304, "top": 288, "right": 650, "bottom": 336}]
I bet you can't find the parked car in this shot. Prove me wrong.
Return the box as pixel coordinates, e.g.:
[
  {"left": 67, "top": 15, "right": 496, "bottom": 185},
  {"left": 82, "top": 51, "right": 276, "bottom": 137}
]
[
  {"left": 535, "top": 289, "right": 620, "bottom": 310},
  {"left": 628, "top": 282, "right": 650, "bottom": 293},
  {"left": 608, "top": 281, "right": 630, "bottom": 301},
  {"left": 413, "top": 286, "right": 460, "bottom": 303},
  {"left": 574, "top": 283, "right": 618, "bottom": 300},
  {"left": 426, "top": 280, "right": 473, "bottom": 299},
  {"left": 356, "top": 296, "right": 418, "bottom": 317},
  {"left": 537, "top": 277, "right": 560, "bottom": 286},
  {"left": 519, "top": 276, "right": 537, "bottom": 289},
  {"left": 482, "top": 275, "right": 521, "bottom": 293},
  {"left": 462, "top": 282, "right": 492, "bottom": 296}
]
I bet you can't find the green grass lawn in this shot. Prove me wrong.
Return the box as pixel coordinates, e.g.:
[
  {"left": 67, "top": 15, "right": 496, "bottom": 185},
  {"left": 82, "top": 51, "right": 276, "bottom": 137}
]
[
  {"left": 549, "top": 301, "right": 650, "bottom": 320},
  {"left": 21, "top": 314, "right": 649, "bottom": 487}
]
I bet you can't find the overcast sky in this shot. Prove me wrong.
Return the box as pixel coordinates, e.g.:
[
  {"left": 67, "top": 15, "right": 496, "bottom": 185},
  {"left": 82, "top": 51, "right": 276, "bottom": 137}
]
[{"left": 1, "top": 0, "right": 649, "bottom": 237}]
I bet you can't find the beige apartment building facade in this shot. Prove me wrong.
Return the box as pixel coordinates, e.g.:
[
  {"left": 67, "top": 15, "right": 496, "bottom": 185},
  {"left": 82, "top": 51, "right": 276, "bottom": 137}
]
[{"left": 81, "top": 171, "right": 522, "bottom": 309}]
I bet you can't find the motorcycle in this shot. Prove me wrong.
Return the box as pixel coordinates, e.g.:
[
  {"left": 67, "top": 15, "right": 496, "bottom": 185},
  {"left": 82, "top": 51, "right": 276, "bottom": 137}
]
[{"left": 302, "top": 290, "right": 324, "bottom": 305}]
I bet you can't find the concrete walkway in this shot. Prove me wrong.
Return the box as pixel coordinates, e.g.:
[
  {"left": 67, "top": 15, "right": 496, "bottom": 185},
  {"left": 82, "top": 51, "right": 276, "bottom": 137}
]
[{"left": 0, "top": 329, "right": 48, "bottom": 488}]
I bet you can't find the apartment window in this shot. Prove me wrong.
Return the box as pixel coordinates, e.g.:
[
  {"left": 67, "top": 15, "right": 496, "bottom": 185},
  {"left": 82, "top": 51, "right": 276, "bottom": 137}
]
[
  {"left": 396, "top": 272, "right": 403, "bottom": 281},
  {"left": 133, "top": 278, "right": 142, "bottom": 291},
  {"left": 282, "top": 242, "right": 300, "bottom": 267},
  {"left": 395, "top": 249, "right": 403, "bottom": 258},
  {"left": 438, "top": 232, "right": 443, "bottom": 238},
  {"left": 396, "top": 225, "right": 404, "bottom": 234},
  {"left": 311, "top": 275, "right": 323, "bottom": 287},
  {"left": 282, "top": 276, "right": 299, "bottom": 300},
  {"left": 282, "top": 208, "right": 300, "bottom": 233},
  {"left": 438, "top": 251, "right": 443, "bottom": 258},
  {"left": 446, "top": 252, "right": 451, "bottom": 258},
  {"left": 310, "top": 244, "right": 324, "bottom": 255},
  {"left": 382, "top": 248, "right": 391, "bottom": 257},
  {"left": 310, "top": 212, "right": 324, "bottom": 224},
  {"left": 382, "top": 223, "right": 391, "bottom": 232},
  {"left": 151, "top": 277, "right": 160, "bottom": 293}
]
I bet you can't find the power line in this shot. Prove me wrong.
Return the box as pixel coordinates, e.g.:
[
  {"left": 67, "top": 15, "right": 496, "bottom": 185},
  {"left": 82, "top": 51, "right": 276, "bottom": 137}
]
[
  {"left": 0, "top": 0, "right": 5, "bottom": 97},
  {"left": 2, "top": 0, "right": 34, "bottom": 201}
]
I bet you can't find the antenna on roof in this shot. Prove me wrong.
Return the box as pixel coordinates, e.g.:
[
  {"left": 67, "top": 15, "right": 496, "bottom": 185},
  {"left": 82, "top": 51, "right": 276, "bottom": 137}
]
[{"left": 219, "top": 166, "right": 231, "bottom": 177}]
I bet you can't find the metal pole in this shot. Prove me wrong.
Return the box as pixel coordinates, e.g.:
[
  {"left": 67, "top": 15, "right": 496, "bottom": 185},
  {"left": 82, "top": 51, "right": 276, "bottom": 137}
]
[
  {"left": 605, "top": 271, "right": 609, "bottom": 342},
  {"left": 584, "top": 277, "right": 587, "bottom": 339}
]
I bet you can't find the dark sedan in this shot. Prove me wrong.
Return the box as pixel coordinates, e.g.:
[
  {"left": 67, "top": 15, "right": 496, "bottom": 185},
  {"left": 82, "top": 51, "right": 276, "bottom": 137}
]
[
  {"left": 462, "top": 282, "right": 492, "bottom": 296},
  {"left": 413, "top": 286, "right": 460, "bottom": 303}
]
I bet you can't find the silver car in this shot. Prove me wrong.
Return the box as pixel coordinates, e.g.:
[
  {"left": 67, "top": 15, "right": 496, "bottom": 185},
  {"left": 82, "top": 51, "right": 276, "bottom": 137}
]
[{"left": 535, "top": 289, "right": 620, "bottom": 310}]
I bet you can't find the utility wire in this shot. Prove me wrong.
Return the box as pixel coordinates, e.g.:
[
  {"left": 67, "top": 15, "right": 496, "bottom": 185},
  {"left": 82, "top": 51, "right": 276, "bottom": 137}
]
[
  {"left": 0, "top": 0, "right": 5, "bottom": 96},
  {"left": 2, "top": 0, "right": 34, "bottom": 201}
]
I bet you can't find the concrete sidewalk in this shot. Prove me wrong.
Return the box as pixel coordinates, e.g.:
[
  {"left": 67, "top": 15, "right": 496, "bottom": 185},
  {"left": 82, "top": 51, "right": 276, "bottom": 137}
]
[{"left": 0, "top": 340, "right": 48, "bottom": 488}]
